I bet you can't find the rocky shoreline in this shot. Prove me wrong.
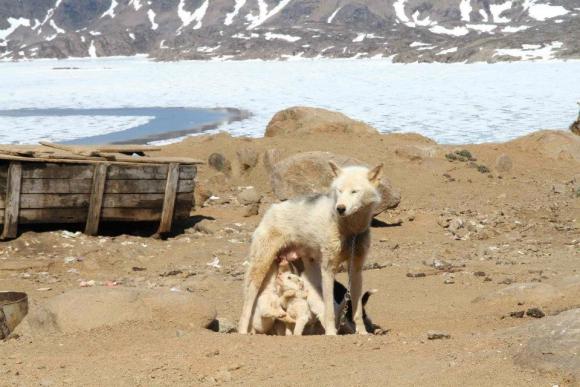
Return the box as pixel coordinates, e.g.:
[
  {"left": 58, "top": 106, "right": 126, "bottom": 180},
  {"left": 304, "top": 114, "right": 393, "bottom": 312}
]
[{"left": 1, "top": 107, "right": 579, "bottom": 385}]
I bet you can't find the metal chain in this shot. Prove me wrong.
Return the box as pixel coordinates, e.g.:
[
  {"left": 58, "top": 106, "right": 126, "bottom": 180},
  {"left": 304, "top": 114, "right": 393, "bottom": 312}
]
[{"left": 338, "top": 234, "right": 357, "bottom": 330}]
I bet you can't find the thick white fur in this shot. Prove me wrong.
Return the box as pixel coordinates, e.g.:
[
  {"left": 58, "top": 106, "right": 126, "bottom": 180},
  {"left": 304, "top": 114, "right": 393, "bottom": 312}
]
[
  {"left": 239, "top": 163, "right": 383, "bottom": 335},
  {"left": 250, "top": 264, "right": 286, "bottom": 334},
  {"left": 276, "top": 272, "right": 312, "bottom": 335}
]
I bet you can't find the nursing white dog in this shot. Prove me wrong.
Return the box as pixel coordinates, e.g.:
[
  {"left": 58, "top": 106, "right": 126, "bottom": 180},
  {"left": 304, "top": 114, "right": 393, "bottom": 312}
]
[{"left": 239, "top": 162, "right": 383, "bottom": 335}]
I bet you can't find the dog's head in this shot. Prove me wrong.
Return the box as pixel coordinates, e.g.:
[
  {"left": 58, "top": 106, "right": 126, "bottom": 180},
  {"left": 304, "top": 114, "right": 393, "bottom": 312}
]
[
  {"left": 329, "top": 162, "right": 383, "bottom": 217},
  {"left": 276, "top": 272, "right": 304, "bottom": 292}
]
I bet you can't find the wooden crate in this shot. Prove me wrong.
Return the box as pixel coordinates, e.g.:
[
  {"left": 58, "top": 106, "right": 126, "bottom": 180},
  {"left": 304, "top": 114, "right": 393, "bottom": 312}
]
[{"left": 0, "top": 160, "right": 197, "bottom": 239}]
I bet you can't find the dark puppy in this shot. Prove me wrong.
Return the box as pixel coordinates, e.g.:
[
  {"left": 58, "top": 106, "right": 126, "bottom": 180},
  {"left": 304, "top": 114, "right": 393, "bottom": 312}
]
[{"left": 334, "top": 280, "right": 378, "bottom": 334}]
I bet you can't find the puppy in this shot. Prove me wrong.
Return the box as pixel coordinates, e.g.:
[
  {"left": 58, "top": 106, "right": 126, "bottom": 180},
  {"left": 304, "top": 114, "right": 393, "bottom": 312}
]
[
  {"left": 276, "top": 271, "right": 312, "bottom": 336},
  {"left": 249, "top": 264, "right": 287, "bottom": 334},
  {"left": 334, "top": 280, "right": 378, "bottom": 334}
]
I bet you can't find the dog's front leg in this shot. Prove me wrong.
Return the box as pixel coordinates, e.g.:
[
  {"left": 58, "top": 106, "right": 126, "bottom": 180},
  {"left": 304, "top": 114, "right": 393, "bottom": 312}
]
[
  {"left": 351, "top": 232, "right": 370, "bottom": 335},
  {"left": 321, "top": 264, "right": 337, "bottom": 335}
]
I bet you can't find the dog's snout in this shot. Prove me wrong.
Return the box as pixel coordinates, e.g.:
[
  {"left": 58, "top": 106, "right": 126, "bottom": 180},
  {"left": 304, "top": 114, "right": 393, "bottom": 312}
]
[{"left": 336, "top": 204, "right": 346, "bottom": 215}]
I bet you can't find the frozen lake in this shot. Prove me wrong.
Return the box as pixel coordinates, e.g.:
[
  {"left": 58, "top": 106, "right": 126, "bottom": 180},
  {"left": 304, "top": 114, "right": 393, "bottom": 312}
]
[{"left": 0, "top": 57, "right": 579, "bottom": 144}]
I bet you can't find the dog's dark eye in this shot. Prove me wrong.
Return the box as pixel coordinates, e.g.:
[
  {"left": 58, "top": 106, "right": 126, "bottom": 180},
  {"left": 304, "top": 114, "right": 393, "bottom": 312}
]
[{"left": 351, "top": 190, "right": 358, "bottom": 194}]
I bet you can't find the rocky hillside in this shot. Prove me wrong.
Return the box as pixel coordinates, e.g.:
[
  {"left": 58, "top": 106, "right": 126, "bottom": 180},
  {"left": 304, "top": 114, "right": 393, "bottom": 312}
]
[{"left": 1, "top": 0, "right": 578, "bottom": 62}]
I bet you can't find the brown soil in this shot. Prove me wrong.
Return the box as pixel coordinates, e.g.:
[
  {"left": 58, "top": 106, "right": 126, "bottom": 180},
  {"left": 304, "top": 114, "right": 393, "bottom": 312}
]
[{"left": 1, "top": 129, "right": 579, "bottom": 386}]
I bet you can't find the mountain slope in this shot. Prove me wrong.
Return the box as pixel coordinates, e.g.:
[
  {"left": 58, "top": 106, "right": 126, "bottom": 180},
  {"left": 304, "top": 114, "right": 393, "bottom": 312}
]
[{"left": 0, "top": 0, "right": 578, "bottom": 62}]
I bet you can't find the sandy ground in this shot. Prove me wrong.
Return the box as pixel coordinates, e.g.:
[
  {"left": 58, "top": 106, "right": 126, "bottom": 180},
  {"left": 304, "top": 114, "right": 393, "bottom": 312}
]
[{"left": 1, "top": 128, "right": 579, "bottom": 386}]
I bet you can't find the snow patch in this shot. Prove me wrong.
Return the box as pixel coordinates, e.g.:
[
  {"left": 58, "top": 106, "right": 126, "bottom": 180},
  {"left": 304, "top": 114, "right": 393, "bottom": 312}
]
[
  {"left": 264, "top": 32, "right": 301, "bottom": 42},
  {"left": 129, "top": 33, "right": 136, "bottom": 40},
  {"left": 147, "top": 9, "right": 159, "bottom": 30},
  {"left": 412, "top": 11, "right": 436, "bottom": 26},
  {"left": 429, "top": 25, "right": 469, "bottom": 36},
  {"left": 494, "top": 41, "right": 563, "bottom": 60},
  {"left": 197, "top": 45, "right": 221, "bottom": 53},
  {"left": 479, "top": 9, "right": 489, "bottom": 22},
  {"left": 0, "top": 18, "right": 31, "bottom": 41},
  {"left": 246, "top": 0, "right": 293, "bottom": 30},
  {"left": 225, "top": 0, "right": 247, "bottom": 26},
  {"left": 128, "top": 0, "right": 143, "bottom": 11},
  {"left": 49, "top": 19, "right": 65, "bottom": 34},
  {"left": 437, "top": 47, "right": 458, "bottom": 55},
  {"left": 88, "top": 41, "right": 97, "bottom": 58},
  {"left": 460, "top": 0, "right": 472, "bottom": 22},
  {"left": 178, "top": 0, "right": 209, "bottom": 30},
  {"left": 527, "top": 3, "right": 569, "bottom": 21},
  {"left": 490, "top": 1, "right": 512, "bottom": 23},
  {"left": 327, "top": 6, "right": 342, "bottom": 23},
  {"left": 410, "top": 41, "right": 431, "bottom": 47},
  {"left": 89, "top": 31, "right": 102, "bottom": 36},
  {"left": 501, "top": 25, "right": 529, "bottom": 33},
  {"left": 393, "top": 0, "right": 415, "bottom": 27},
  {"left": 467, "top": 24, "right": 497, "bottom": 33},
  {"left": 101, "top": 0, "right": 119, "bottom": 18}
]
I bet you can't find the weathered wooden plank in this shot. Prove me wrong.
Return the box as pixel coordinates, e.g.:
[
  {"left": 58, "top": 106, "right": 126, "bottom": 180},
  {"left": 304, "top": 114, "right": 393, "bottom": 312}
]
[
  {"left": 0, "top": 153, "right": 200, "bottom": 166},
  {"left": 157, "top": 163, "right": 180, "bottom": 235},
  {"left": 0, "top": 179, "right": 194, "bottom": 194},
  {"left": 0, "top": 164, "right": 196, "bottom": 180},
  {"left": 1, "top": 162, "right": 22, "bottom": 239},
  {"left": 95, "top": 145, "right": 161, "bottom": 153},
  {"left": 0, "top": 193, "right": 193, "bottom": 209},
  {"left": 85, "top": 163, "right": 108, "bottom": 236},
  {"left": 0, "top": 207, "right": 191, "bottom": 224}
]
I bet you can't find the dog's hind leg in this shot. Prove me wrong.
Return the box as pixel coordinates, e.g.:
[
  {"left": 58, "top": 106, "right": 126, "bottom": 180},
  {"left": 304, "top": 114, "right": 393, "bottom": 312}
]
[{"left": 238, "top": 229, "right": 287, "bottom": 334}]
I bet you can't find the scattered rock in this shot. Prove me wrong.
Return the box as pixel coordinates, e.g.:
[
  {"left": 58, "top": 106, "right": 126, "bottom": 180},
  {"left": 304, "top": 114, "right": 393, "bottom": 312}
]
[
  {"left": 236, "top": 147, "right": 259, "bottom": 172},
  {"left": 472, "top": 283, "right": 563, "bottom": 307},
  {"left": 448, "top": 218, "right": 464, "bottom": 233},
  {"left": 427, "top": 330, "right": 451, "bottom": 340},
  {"left": 509, "top": 310, "right": 525, "bottom": 318},
  {"left": 237, "top": 187, "right": 262, "bottom": 205},
  {"left": 406, "top": 272, "right": 426, "bottom": 278},
  {"left": 473, "top": 271, "right": 486, "bottom": 277},
  {"left": 263, "top": 149, "right": 282, "bottom": 173},
  {"left": 243, "top": 202, "right": 260, "bottom": 217},
  {"left": 552, "top": 183, "right": 567, "bottom": 194},
  {"left": 208, "top": 153, "right": 232, "bottom": 175},
  {"left": 271, "top": 151, "right": 401, "bottom": 215},
  {"left": 265, "top": 106, "right": 378, "bottom": 137},
  {"left": 207, "top": 318, "right": 237, "bottom": 334},
  {"left": 495, "top": 154, "right": 513, "bottom": 173},
  {"left": 526, "top": 308, "right": 545, "bottom": 318},
  {"left": 444, "top": 278, "right": 455, "bottom": 285},
  {"left": 394, "top": 145, "right": 436, "bottom": 162},
  {"left": 193, "top": 220, "right": 219, "bottom": 235}
]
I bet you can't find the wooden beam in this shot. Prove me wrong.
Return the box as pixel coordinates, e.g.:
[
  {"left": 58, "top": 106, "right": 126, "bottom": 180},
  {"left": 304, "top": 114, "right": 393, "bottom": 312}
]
[
  {"left": 84, "top": 163, "right": 108, "bottom": 236},
  {"left": 1, "top": 162, "right": 22, "bottom": 240},
  {"left": 157, "top": 163, "right": 180, "bottom": 235}
]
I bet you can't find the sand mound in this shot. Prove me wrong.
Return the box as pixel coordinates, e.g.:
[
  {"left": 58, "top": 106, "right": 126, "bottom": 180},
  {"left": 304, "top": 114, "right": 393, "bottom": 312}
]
[
  {"left": 25, "top": 287, "right": 216, "bottom": 335},
  {"left": 510, "top": 130, "right": 580, "bottom": 161}
]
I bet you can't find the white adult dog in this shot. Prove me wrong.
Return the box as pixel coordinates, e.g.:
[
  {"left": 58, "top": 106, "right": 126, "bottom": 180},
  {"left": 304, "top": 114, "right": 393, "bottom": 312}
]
[{"left": 239, "top": 162, "right": 383, "bottom": 335}]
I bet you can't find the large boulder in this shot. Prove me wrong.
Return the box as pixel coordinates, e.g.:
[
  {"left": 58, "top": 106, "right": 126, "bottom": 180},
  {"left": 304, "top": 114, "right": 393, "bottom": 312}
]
[
  {"left": 509, "top": 308, "right": 580, "bottom": 381},
  {"left": 270, "top": 151, "right": 400, "bottom": 215},
  {"left": 25, "top": 287, "right": 216, "bottom": 335},
  {"left": 511, "top": 130, "right": 580, "bottom": 161},
  {"left": 265, "top": 107, "right": 379, "bottom": 137}
]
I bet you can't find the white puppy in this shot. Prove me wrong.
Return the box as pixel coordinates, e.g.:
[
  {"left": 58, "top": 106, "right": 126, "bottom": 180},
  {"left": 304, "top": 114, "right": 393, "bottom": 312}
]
[{"left": 276, "top": 271, "right": 312, "bottom": 336}]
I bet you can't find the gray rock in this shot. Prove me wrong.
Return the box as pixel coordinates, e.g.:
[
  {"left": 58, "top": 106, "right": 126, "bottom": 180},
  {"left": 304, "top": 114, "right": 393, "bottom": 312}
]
[
  {"left": 237, "top": 187, "right": 262, "bottom": 205},
  {"left": 236, "top": 147, "right": 259, "bottom": 172},
  {"left": 243, "top": 202, "right": 260, "bottom": 217},
  {"left": 495, "top": 154, "right": 513, "bottom": 173},
  {"left": 193, "top": 219, "right": 219, "bottom": 235},
  {"left": 271, "top": 151, "right": 400, "bottom": 215},
  {"left": 552, "top": 183, "right": 568, "bottom": 194},
  {"left": 509, "top": 308, "right": 580, "bottom": 380},
  {"left": 263, "top": 149, "right": 282, "bottom": 173},
  {"left": 208, "top": 153, "right": 231, "bottom": 175},
  {"left": 427, "top": 330, "right": 451, "bottom": 340}
]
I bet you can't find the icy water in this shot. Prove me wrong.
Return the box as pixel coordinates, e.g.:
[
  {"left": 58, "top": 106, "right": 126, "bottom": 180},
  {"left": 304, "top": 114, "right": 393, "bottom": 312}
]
[
  {"left": 0, "top": 57, "right": 578, "bottom": 144},
  {"left": 0, "top": 107, "right": 231, "bottom": 144}
]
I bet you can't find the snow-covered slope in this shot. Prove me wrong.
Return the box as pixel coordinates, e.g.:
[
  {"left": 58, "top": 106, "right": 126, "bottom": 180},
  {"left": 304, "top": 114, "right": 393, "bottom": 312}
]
[{"left": 0, "top": 0, "right": 578, "bottom": 62}]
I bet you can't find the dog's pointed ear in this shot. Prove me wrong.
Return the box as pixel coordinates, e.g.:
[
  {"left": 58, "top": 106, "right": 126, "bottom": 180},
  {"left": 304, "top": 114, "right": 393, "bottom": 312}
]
[
  {"left": 368, "top": 164, "right": 383, "bottom": 186},
  {"left": 329, "top": 161, "right": 341, "bottom": 177}
]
